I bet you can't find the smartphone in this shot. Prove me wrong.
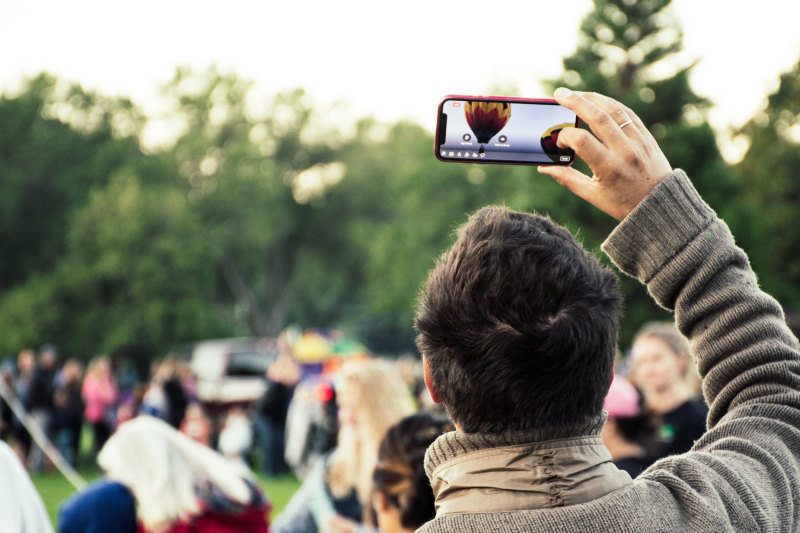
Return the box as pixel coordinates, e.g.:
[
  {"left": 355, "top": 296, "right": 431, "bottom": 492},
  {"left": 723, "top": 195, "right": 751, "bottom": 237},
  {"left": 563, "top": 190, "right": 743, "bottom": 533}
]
[{"left": 435, "top": 95, "right": 579, "bottom": 165}]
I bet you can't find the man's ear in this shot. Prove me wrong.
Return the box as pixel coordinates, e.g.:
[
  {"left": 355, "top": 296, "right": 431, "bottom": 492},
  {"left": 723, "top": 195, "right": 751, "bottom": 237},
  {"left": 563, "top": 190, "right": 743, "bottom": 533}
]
[{"left": 422, "top": 355, "right": 442, "bottom": 404}]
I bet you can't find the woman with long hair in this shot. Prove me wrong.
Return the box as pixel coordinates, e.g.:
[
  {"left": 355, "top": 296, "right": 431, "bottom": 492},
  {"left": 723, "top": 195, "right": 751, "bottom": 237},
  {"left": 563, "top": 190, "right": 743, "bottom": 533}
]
[
  {"left": 81, "top": 355, "right": 118, "bottom": 455},
  {"left": 273, "top": 358, "right": 415, "bottom": 533}
]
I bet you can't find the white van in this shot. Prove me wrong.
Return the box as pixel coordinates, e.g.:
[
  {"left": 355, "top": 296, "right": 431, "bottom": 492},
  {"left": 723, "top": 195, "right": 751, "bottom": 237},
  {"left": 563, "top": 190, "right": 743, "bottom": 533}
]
[{"left": 189, "top": 337, "right": 279, "bottom": 405}]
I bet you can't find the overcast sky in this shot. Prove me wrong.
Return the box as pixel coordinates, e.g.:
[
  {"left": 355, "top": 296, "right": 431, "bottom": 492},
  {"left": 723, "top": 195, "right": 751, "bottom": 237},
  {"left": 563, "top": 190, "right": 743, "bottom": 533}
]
[{"left": 2, "top": 0, "right": 799, "bottom": 160}]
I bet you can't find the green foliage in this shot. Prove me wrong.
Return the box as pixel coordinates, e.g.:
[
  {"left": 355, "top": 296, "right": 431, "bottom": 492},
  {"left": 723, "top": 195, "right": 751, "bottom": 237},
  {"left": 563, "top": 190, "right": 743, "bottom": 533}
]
[
  {"left": 0, "top": 22, "right": 795, "bottom": 363},
  {"left": 0, "top": 75, "right": 148, "bottom": 291},
  {"left": 545, "top": 0, "right": 743, "bottom": 346},
  {"left": 734, "top": 58, "right": 800, "bottom": 309}
]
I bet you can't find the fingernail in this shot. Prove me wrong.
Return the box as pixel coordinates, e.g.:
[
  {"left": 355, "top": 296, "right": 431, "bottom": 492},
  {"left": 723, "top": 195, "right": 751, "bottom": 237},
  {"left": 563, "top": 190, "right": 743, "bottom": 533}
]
[{"left": 554, "top": 87, "right": 572, "bottom": 98}]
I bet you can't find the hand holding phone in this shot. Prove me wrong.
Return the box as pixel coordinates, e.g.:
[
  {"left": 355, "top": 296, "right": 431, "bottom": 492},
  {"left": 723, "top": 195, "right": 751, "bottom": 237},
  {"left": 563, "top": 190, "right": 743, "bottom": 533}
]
[
  {"left": 538, "top": 89, "right": 672, "bottom": 220},
  {"left": 435, "top": 95, "right": 580, "bottom": 166}
]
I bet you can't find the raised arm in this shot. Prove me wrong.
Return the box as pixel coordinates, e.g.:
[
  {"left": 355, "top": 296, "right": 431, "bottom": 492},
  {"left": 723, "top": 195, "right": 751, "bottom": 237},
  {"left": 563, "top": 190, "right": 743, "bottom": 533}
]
[{"left": 541, "top": 88, "right": 800, "bottom": 429}]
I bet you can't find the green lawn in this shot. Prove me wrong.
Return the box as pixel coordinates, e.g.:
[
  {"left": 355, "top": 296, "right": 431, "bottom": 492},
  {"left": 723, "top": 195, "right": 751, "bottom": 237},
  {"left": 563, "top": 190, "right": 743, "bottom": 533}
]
[{"left": 32, "top": 468, "right": 301, "bottom": 529}]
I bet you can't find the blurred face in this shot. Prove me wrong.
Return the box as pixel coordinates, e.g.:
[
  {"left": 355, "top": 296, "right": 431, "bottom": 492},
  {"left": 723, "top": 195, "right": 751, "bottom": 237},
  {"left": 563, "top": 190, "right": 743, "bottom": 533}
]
[
  {"left": 336, "top": 382, "right": 363, "bottom": 431},
  {"left": 93, "top": 359, "right": 112, "bottom": 380},
  {"left": 630, "top": 335, "right": 685, "bottom": 393},
  {"left": 63, "top": 360, "right": 82, "bottom": 382},
  {"left": 17, "top": 350, "right": 35, "bottom": 374}
]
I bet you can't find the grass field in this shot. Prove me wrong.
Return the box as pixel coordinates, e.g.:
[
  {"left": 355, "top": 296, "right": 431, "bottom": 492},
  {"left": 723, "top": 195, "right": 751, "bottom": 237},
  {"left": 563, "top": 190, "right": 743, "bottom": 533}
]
[{"left": 32, "top": 467, "right": 301, "bottom": 528}]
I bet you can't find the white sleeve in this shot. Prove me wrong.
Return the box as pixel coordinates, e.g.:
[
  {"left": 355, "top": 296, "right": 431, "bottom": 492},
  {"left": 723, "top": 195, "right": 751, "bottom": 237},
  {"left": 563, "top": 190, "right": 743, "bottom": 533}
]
[{"left": 0, "top": 441, "right": 54, "bottom": 533}]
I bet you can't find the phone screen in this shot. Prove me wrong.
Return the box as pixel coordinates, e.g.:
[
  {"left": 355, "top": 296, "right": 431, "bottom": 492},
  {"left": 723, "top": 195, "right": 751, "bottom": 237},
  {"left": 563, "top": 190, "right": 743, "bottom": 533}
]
[{"left": 436, "top": 98, "right": 578, "bottom": 165}]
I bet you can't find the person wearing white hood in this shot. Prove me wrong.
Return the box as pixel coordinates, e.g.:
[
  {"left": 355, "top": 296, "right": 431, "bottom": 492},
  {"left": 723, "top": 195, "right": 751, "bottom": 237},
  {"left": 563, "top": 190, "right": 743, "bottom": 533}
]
[{"left": 0, "top": 439, "right": 53, "bottom": 533}]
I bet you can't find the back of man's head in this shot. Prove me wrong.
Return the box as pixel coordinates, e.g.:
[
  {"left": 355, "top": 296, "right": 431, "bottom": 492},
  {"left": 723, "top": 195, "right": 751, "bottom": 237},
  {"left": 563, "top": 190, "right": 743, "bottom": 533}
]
[{"left": 415, "top": 206, "right": 623, "bottom": 434}]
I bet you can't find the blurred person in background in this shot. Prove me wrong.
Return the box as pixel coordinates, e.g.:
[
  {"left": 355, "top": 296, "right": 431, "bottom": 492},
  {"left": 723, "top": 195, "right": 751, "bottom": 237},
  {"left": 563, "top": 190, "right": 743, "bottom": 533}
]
[
  {"left": 0, "top": 439, "right": 54, "bottom": 532},
  {"left": 25, "top": 344, "right": 58, "bottom": 472},
  {"left": 180, "top": 401, "right": 212, "bottom": 447},
  {"left": 600, "top": 373, "right": 655, "bottom": 478},
  {"left": 0, "top": 359, "right": 15, "bottom": 441},
  {"left": 628, "top": 322, "right": 708, "bottom": 459},
  {"left": 254, "top": 352, "right": 300, "bottom": 477},
  {"left": 392, "top": 355, "right": 445, "bottom": 418},
  {"left": 58, "top": 415, "right": 269, "bottom": 533},
  {"left": 139, "top": 360, "right": 169, "bottom": 420},
  {"left": 11, "top": 349, "right": 36, "bottom": 465},
  {"left": 370, "top": 413, "right": 453, "bottom": 533},
  {"left": 218, "top": 406, "right": 254, "bottom": 464},
  {"left": 272, "top": 357, "right": 415, "bottom": 533},
  {"left": 52, "top": 358, "right": 85, "bottom": 467},
  {"left": 82, "top": 355, "right": 118, "bottom": 456},
  {"left": 162, "top": 358, "right": 189, "bottom": 430}
]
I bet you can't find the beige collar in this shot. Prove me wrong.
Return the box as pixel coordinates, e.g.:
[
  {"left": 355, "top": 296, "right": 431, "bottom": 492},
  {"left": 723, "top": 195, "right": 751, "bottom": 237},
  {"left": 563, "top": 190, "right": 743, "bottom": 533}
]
[{"left": 426, "top": 419, "right": 631, "bottom": 514}]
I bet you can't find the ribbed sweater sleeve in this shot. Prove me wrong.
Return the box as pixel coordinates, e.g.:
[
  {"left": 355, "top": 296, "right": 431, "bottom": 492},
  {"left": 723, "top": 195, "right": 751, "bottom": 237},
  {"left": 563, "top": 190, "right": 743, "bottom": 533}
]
[{"left": 603, "top": 169, "right": 800, "bottom": 428}]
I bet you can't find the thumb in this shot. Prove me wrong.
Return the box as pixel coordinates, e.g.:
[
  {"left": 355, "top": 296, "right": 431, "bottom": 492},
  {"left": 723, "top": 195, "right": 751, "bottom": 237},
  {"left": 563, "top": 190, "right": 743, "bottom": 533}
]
[
  {"left": 539, "top": 166, "right": 626, "bottom": 220},
  {"left": 538, "top": 165, "right": 594, "bottom": 200}
]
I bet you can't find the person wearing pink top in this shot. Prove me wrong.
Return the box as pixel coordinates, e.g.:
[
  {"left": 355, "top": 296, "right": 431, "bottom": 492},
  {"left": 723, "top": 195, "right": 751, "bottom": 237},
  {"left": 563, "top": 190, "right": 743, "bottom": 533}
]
[{"left": 82, "top": 355, "right": 118, "bottom": 455}]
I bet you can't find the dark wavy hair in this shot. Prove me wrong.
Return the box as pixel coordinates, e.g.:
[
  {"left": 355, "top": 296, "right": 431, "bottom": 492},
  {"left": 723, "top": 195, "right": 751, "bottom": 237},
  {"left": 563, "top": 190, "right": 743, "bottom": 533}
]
[
  {"left": 415, "top": 206, "right": 623, "bottom": 434},
  {"left": 372, "top": 413, "right": 453, "bottom": 529}
]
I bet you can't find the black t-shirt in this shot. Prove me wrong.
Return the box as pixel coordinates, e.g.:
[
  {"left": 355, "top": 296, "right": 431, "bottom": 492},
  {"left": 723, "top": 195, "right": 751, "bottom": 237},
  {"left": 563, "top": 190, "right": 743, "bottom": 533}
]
[
  {"left": 26, "top": 367, "right": 56, "bottom": 411},
  {"left": 256, "top": 381, "right": 295, "bottom": 426},
  {"left": 654, "top": 398, "right": 709, "bottom": 458}
]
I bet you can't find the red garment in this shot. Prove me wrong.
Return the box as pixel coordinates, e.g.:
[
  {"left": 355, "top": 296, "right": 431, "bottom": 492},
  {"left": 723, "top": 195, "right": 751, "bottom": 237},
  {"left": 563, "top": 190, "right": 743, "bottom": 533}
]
[{"left": 137, "top": 505, "right": 270, "bottom": 533}]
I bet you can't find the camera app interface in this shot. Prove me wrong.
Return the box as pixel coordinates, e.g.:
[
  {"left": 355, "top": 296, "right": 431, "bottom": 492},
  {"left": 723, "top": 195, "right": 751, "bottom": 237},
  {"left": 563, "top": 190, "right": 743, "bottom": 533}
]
[{"left": 439, "top": 99, "right": 577, "bottom": 163}]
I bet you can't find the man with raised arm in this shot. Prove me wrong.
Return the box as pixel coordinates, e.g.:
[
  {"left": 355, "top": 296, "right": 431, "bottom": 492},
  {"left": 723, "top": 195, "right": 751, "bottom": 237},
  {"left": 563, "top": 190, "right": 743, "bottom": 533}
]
[{"left": 415, "top": 88, "right": 800, "bottom": 532}]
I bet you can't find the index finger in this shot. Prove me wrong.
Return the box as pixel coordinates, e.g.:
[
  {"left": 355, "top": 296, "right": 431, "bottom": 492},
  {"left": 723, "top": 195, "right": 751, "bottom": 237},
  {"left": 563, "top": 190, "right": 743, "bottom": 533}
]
[{"left": 554, "top": 88, "right": 633, "bottom": 147}]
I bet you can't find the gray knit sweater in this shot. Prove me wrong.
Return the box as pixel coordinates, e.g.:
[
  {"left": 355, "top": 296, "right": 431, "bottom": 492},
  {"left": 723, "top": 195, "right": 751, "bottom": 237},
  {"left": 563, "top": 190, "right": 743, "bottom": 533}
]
[{"left": 419, "top": 170, "right": 800, "bottom": 532}]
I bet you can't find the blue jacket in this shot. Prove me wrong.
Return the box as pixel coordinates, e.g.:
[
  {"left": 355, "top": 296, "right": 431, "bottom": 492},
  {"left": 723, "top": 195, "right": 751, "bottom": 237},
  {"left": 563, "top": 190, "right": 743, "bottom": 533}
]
[{"left": 58, "top": 479, "right": 136, "bottom": 533}]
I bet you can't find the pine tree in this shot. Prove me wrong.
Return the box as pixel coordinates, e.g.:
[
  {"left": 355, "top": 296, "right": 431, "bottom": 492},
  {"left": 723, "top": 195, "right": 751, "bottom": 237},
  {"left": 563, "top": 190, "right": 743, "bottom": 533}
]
[
  {"left": 544, "top": 0, "right": 744, "bottom": 344},
  {"left": 734, "top": 57, "right": 800, "bottom": 310}
]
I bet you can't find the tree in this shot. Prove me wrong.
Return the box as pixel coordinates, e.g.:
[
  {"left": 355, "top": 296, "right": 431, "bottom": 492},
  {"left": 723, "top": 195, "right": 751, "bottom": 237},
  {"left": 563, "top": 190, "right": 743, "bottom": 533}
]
[
  {"left": 160, "top": 67, "right": 348, "bottom": 337},
  {"left": 734, "top": 56, "right": 800, "bottom": 309},
  {"left": 544, "top": 0, "right": 744, "bottom": 345},
  {"left": 0, "top": 170, "right": 228, "bottom": 359},
  {"left": 0, "top": 74, "right": 152, "bottom": 291},
  {"left": 0, "top": 74, "right": 178, "bottom": 359}
]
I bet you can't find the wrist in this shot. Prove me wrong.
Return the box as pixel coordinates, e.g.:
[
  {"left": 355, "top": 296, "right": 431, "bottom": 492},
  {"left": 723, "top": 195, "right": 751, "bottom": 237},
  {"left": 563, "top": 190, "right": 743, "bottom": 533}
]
[{"left": 601, "top": 169, "right": 715, "bottom": 283}]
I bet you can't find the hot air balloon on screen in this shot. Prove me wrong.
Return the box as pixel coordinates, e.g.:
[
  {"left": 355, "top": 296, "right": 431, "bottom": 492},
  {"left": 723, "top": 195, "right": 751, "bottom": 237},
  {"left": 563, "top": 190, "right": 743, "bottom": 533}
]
[
  {"left": 540, "top": 123, "right": 574, "bottom": 162},
  {"left": 465, "top": 101, "right": 511, "bottom": 144}
]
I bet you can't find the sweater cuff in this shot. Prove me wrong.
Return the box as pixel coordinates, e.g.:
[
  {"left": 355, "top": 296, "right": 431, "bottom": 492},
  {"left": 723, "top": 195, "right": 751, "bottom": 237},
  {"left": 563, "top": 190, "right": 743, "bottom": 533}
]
[{"left": 601, "top": 169, "right": 716, "bottom": 284}]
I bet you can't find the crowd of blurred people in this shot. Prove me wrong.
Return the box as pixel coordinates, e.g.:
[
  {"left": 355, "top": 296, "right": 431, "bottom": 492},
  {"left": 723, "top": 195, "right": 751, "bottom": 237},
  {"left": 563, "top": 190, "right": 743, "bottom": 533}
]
[
  {"left": 0, "top": 317, "right": 712, "bottom": 532},
  {"left": 0, "top": 347, "right": 201, "bottom": 473}
]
